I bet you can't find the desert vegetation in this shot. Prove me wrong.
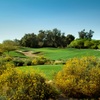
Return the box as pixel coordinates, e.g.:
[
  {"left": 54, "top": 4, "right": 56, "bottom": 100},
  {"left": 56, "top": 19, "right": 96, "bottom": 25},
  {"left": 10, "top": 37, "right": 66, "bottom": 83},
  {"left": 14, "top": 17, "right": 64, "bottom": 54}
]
[{"left": 0, "top": 28, "right": 100, "bottom": 99}]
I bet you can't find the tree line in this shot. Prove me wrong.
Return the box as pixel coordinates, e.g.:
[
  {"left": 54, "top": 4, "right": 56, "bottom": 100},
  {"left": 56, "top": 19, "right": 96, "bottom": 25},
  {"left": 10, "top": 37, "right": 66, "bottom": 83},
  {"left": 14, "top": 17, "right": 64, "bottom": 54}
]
[
  {"left": 20, "top": 28, "right": 75, "bottom": 48},
  {"left": 68, "top": 29, "right": 100, "bottom": 49},
  {"left": 19, "top": 28, "right": 97, "bottom": 49},
  {"left": 1, "top": 28, "right": 100, "bottom": 51}
]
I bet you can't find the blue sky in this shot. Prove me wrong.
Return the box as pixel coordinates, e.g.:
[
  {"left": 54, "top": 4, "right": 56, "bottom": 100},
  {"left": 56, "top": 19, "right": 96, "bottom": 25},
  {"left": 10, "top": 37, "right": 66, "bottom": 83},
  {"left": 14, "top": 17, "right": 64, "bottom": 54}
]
[{"left": 0, "top": 0, "right": 100, "bottom": 43}]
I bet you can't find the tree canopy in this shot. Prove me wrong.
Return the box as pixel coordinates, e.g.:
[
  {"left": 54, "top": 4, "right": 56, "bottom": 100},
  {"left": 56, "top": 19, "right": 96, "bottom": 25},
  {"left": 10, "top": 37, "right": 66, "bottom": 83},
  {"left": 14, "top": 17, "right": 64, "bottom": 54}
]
[
  {"left": 20, "top": 28, "right": 75, "bottom": 48},
  {"left": 78, "top": 29, "right": 94, "bottom": 40}
]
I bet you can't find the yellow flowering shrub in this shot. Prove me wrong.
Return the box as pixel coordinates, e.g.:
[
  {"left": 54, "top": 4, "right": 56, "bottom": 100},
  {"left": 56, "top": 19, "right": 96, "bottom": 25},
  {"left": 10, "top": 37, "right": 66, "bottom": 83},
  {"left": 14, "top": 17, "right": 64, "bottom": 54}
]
[
  {"left": 0, "top": 62, "right": 14, "bottom": 75},
  {"left": 55, "top": 56, "right": 100, "bottom": 98},
  {"left": 3, "top": 56, "right": 13, "bottom": 61},
  {"left": 32, "top": 56, "right": 49, "bottom": 65},
  {"left": 0, "top": 68, "right": 58, "bottom": 100}
]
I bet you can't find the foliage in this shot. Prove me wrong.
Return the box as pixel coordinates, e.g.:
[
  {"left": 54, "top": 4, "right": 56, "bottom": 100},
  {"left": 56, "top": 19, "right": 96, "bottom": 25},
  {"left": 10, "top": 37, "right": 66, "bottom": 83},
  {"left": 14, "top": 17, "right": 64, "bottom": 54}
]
[
  {"left": 2, "top": 40, "right": 18, "bottom": 53},
  {"left": 13, "top": 59, "right": 24, "bottom": 66},
  {"left": 0, "top": 44, "right": 4, "bottom": 55},
  {"left": 32, "top": 56, "right": 49, "bottom": 65},
  {"left": 66, "top": 34, "right": 75, "bottom": 45},
  {"left": 69, "top": 39, "right": 100, "bottom": 49},
  {"left": 37, "top": 30, "right": 46, "bottom": 47},
  {"left": 55, "top": 56, "right": 100, "bottom": 98},
  {"left": 78, "top": 29, "right": 94, "bottom": 40},
  {"left": 24, "top": 59, "right": 32, "bottom": 66},
  {"left": 84, "top": 40, "right": 93, "bottom": 48},
  {"left": 98, "top": 44, "right": 100, "bottom": 49},
  {"left": 68, "top": 39, "right": 85, "bottom": 48},
  {"left": 3, "top": 56, "right": 13, "bottom": 62},
  {"left": 20, "top": 33, "right": 38, "bottom": 48},
  {"left": 20, "top": 28, "right": 75, "bottom": 48},
  {"left": 0, "top": 61, "right": 14, "bottom": 75},
  {"left": 0, "top": 68, "right": 58, "bottom": 100}
]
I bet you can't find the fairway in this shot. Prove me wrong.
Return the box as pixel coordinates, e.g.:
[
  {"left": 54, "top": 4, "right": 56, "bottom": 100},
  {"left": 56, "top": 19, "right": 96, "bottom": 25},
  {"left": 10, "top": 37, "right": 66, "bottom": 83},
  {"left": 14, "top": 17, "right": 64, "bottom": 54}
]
[
  {"left": 19, "top": 65, "right": 63, "bottom": 80},
  {"left": 15, "top": 47, "right": 100, "bottom": 60}
]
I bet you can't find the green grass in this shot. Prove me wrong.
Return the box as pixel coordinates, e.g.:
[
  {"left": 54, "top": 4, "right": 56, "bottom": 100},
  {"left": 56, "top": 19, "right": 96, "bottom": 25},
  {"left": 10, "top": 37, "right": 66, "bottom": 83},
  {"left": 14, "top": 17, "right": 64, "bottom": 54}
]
[
  {"left": 19, "top": 47, "right": 100, "bottom": 60},
  {"left": 19, "top": 65, "right": 63, "bottom": 80},
  {"left": 44, "top": 48, "right": 100, "bottom": 60},
  {"left": 19, "top": 47, "right": 35, "bottom": 52},
  {"left": 7, "top": 51, "right": 26, "bottom": 58}
]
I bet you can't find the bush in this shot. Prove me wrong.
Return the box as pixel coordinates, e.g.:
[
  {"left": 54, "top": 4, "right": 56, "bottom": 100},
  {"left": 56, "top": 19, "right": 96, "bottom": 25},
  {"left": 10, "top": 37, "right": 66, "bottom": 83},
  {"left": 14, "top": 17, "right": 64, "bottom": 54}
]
[
  {"left": 54, "top": 60, "right": 65, "bottom": 65},
  {"left": 55, "top": 56, "right": 100, "bottom": 99},
  {"left": 69, "top": 39, "right": 84, "bottom": 48},
  {"left": 0, "top": 57, "right": 14, "bottom": 75},
  {"left": 97, "top": 44, "right": 100, "bottom": 49},
  {"left": 32, "top": 56, "right": 49, "bottom": 65},
  {"left": 0, "top": 62, "right": 14, "bottom": 75},
  {"left": 0, "top": 68, "right": 59, "bottom": 100},
  {"left": 3, "top": 56, "right": 13, "bottom": 61},
  {"left": 24, "top": 60, "right": 32, "bottom": 66},
  {"left": 13, "top": 59, "right": 24, "bottom": 66}
]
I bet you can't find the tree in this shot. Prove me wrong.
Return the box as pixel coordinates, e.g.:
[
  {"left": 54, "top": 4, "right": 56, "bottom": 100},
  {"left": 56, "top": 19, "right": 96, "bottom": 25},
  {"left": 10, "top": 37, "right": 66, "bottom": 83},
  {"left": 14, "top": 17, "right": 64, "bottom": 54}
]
[
  {"left": 78, "top": 29, "right": 86, "bottom": 39},
  {"left": 37, "top": 30, "right": 46, "bottom": 47},
  {"left": 86, "top": 30, "right": 94, "bottom": 39},
  {"left": 13, "top": 39, "right": 20, "bottom": 46},
  {"left": 20, "top": 33, "right": 38, "bottom": 48},
  {"left": 45, "top": 28, "right": 69, "bottom": 48},
  {"left": 19, "top": 28, "right": 75, "bottom": 48},
  {"left": 2, "top": 40, "right": 18, "bottom": 53},
  {"left": 66, "top": 34, "right": 75, "bottom": 45},
  {"left": 52, "top": 28, "right": 62, "bottom": 47},
  {"left": 78, "top": 29, "right": 94, "bottom": 40}
]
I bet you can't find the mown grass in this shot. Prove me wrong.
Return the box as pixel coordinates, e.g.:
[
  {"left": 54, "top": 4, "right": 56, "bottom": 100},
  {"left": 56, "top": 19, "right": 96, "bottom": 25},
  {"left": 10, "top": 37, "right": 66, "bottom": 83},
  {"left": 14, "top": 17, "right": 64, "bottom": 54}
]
[
  {"left": 19, "top": 65, "right": 63, "bottom": 80},
  {"left": 17, "top": 47, "right": 100, "bottom": 60},
  {"left": 8, "top": 51, "right": 26, "bottom": 58}
]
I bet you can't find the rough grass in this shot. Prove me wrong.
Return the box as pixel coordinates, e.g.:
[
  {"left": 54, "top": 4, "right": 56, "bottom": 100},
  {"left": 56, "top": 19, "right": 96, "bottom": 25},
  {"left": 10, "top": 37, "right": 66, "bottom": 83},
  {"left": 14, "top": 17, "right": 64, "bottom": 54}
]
[{"left": 19, "top": 65, "right": 63, "bottom": 80}]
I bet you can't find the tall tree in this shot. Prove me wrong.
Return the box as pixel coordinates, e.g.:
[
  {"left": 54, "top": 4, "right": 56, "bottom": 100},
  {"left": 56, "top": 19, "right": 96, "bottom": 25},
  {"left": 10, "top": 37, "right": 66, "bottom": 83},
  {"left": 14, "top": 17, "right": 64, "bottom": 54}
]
[
  {"left": 20, "top": 33, "right": 38, "bottom": 48},
  {"left": 86, "top": 30, "right": 94, "bottom": 39},
  {"left": 78, "top": 29, "right": 94, "bottom": 40},
  {"left": 37, "top": 30, "right": 46, "bottom": 47},
  {"left": 78, "top": 29, "right": 86, "bottom": 39},
  {"left": 66, "top": 34, "right": 75, "bottom": 45}
]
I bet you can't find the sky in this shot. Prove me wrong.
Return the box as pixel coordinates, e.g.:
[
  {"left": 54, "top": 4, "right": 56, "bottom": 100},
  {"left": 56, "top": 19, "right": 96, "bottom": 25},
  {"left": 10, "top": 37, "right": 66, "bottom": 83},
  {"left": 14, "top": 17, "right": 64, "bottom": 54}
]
[{"left": 0, "top": 0, "right": 100, "bottom": 43}]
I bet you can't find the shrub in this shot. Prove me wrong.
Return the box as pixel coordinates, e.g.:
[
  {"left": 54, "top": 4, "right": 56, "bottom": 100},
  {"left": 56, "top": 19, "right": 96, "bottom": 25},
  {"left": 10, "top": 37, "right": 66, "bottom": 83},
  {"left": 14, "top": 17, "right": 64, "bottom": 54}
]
[
  {"left": 3, "top": 56, "right": 13, "bottom": 61},
  {"left": 55, "top": 56, "right": 100, "bottom": 99},
  {"left": 69, "top": 39, "right": 84, "bottom": 48},
  {"left": 54, "top": 60, "right": 65, "bottom": 65},
  {"left": 0, "top": 68, "right": 59, "bottom": 100},
  {"left": 0, "top": 62, "right": 14, "bottom": 75},
  {"left": 24, "top": 60, "right": 32, "bottom": 66},
  {"left": 32, "top": 56, "right": 49, "bottom": 65},
  {"left": 13, "top": 59, "right": 24, "bottom": 66},
  {"left": 97, "top": 44, "right": 100, "bottom": 49}
]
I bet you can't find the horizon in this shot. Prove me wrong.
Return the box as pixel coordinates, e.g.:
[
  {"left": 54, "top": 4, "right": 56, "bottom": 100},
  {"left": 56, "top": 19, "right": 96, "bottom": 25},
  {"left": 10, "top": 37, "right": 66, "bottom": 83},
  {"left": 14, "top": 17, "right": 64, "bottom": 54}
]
[{"left": 0, "top": 0, "right": 100, "bottom": 43}]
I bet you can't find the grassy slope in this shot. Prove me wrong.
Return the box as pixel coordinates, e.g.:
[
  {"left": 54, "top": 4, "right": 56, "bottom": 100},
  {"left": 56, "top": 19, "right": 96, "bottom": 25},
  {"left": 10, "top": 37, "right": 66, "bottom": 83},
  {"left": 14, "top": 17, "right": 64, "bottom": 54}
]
[{"left": 19, "top": 65, "right": 63, "bottom": 80}]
